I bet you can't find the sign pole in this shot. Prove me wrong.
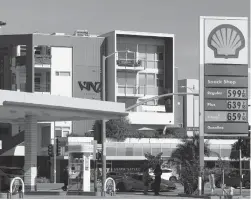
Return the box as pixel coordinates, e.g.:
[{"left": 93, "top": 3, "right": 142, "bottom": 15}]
[
  {"left": 199, "top": 17, "right": 205, "bottom": 196},
  {"left": 54, "top": 137, "right": 57, "bottom": 184},
  {"left": 239, "top": 141, "right": 242, "bottom": 196},
  {"left": 101, "top": 55, "right": 106, "bottom": 197}
]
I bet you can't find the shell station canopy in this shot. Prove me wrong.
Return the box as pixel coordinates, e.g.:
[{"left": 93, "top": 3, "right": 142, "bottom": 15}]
[{"left": 0, "top": 90, "right": 128, "bottom": 123}]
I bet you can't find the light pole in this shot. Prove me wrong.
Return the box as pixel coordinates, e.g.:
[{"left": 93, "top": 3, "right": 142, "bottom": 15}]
[
  {"left": 0, "top": 21, "right": 6, "bottom": 35},
  {"left": 101, "top": 49, "right": 134, "bottom": 196},
  {"left": 180, "top": 85, "right": 197, "bottom": 136}
]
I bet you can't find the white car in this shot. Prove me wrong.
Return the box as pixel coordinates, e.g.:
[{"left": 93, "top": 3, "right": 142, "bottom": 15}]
[{"left": 149, "top": 168, "right": 178, "bottom": 182}]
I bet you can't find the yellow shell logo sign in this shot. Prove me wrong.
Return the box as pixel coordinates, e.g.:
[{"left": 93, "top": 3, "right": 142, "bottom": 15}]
[{"left": 208, "top": 24, "right": 245, "bottom": 59}]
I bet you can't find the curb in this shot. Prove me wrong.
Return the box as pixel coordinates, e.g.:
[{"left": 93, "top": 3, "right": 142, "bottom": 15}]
[{"left": 178, "top": 194, "right": 210, "bottom": 199}]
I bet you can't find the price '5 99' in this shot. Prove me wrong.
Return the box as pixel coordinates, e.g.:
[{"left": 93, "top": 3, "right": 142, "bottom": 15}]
[{"left": 227, "top": 89, "right": 247, "bottom": 98}]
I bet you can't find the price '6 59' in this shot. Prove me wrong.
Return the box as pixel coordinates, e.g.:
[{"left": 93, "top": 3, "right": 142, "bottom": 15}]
[{"left": 227, "top": 112, "right": 247, "bottom": 122}]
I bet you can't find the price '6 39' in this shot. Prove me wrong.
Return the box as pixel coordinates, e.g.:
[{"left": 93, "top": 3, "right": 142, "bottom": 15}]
[
  {"left": 227, "top": 100, "right": 247, "bottom": 110},
  {"left": 227, "top": 112, "right": 247, "bottom": 122}
]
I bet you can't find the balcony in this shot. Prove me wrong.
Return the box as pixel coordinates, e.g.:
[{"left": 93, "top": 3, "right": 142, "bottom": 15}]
[
  {"left": 34, "top": 55, "right": 51, "bottom": 67},
  {"left": 34, "top": 83, "right": 50, "bottom": 93},
  {"left": 116, "top": 59, "right": 144, "bottom": 71}
]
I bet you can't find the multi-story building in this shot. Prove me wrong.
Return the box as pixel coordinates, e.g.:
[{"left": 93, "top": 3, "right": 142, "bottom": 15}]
[
  {"left": 0, "top": 31, "right": 105, "bottom": 181},
  {"left": 0, "top": 30, "right": 178, "bottom": 180},
  {"left": 101, "top": 30, "right": 178, "bottom": 129}
]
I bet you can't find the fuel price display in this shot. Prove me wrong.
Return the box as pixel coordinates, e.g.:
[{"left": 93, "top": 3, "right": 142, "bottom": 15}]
[
  {"left": 227, "top": 89, "right": 247, "bottom": 99},
  {"left": 227, "top": 111, "right": 247, "bottom": 122},
  {"left": 227, "top": 100, "right": 247, "bottom": 110}
]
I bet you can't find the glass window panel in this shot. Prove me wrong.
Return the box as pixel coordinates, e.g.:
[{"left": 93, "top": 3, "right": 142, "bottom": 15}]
[
  {"left": 126, "top": 73, "right": 136, "bottom": 85},
  {"left": 138, "top": 44, "right": 147, "bottom": 60},
  {"left": 146, "top": 74, "right": 155, "bottom": 86},
  {"left": 117, "top": 43, "right": 126, "bottom": 51},
  {"left": 107, "top": 147, "right": 116, "bottom": 156},
  {"left": 152, "top": 148, "right": 161, "bottom": 155},
  {"left": 157, "top": 46, "right": 164, "bottom": 52},
  {"left": 118, "top": 86, "right": 125, "bottom": 93},
  {"left": 142, "top": 144, "right": 151, "bottom": 154},
  {"left": 117, "top": 72, "right": 126, "bottom": 85},
  {"left": 147, "top": 45, "right": 157, "bottom": 61},
  {"left": 117, "top": 144, "right": 126, "bottom": 156},
  {"left": 126, "top": 145, "right": 133, "bottom": 156},
  {"left": 221, "top": 149, "right": 231, "bottom": 157},
  {"left": 162, "top": 148, "right": 172, "bottom": 157},
  {"left": 133, "top": 144, "right": 143, "bottom": 156},
  {"left": 138, "top": 74, "right": 146, "bottom": 86},
  {"left": 146, "top": 61, "right": 155, "bottom": 69},
  {"left": 126, "top": 52, "right": 135, "bottom": 60},
  {"left": 156, "top": 53, "right": 164, "bottom": 61},
  {"left": 156, "top": 61, "right": 164, "bottom": 69},
  {"left": 117, "top": 43, "right": 127, "bottom": 59}
]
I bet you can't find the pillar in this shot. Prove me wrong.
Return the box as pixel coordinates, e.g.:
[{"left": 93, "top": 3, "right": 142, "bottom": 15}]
[
  {"left": 24, "top": 115, "right": 38, "bottom": 191},
  {"left": 82, "top": 153, "right": 91, "bottom": 192}
]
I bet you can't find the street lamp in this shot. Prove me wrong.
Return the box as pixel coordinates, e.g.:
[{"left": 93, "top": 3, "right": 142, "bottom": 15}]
[
  {"left": 101, "top": 49, "right": 134, "bottom": 196},
  {"left": 0, "top": 21, "right": 6, "bottom": 35},
  {"left": 180, "top": 85, "right": 197, "bottom": 136}
]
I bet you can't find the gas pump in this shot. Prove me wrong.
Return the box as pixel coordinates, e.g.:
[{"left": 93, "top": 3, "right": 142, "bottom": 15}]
[{"left": 67, "top": 138, "right": 96, "bottom": 193}]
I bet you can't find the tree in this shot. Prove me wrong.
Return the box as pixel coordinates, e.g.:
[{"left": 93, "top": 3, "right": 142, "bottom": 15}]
[
  {"left": 170, "top": 135, "right": 211, "bottom": 194},
  {"left": 230, "top": 138, "right": 250, "bottom": 160},
  {"left": 144, "top": 152, "right": 163, "bottom": 170},
  {"left": 93, "top": 117, "right": 141, "bottom": 142}
]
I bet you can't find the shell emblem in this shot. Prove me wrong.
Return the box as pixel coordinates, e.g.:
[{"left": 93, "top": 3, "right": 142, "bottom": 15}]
[{"left": 208, "top": 24, "right": 245, "bottom": 59}]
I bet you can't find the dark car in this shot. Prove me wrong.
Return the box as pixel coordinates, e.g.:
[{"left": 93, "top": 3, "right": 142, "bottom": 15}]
[{"left": 215, "top": 170, "right": 250, "bottom": 189}]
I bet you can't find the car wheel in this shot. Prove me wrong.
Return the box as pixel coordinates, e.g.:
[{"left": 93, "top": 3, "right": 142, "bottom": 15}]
[
  {"left": 244, "top": 181, "right": 250, "bottom": 189},
  {"left": 116, "top": 182, "right": 126, "bottom": 192},
  {"left": 215, "top": 180, "right": 222, "bottom": 188},
  {"left": 169, "top": 176, "right": 177, "bottom": 182}
]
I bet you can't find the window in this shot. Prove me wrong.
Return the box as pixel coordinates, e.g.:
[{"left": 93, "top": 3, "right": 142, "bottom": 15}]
[
  {"left": 157, "top": 74, "right": 164, "bottom": 87},
  {"left": 138, "top": 74, "right": 145, "bottom": 86},
  {"left": 146, "top": 74, "right": 155, "bottom": 86},
  {"left": 117, "top": 43, "right": 136, "bottom": 60},
  {"left": 55, "top": 71, "right": 71, "bottom": 76},
  {"left": 41, "top": 126, "right": 51, "bottom": 147},
  {"left": 147, "top": 45, "right": 156, "bottom": 61},
  {"left": 138, "top": 44, "right": 146, "bottom": 60}
]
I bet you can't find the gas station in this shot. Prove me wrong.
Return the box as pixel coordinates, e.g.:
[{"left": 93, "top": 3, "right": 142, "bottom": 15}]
[{"left": 0, "top": 89, "right": 128, "bottom": 192}]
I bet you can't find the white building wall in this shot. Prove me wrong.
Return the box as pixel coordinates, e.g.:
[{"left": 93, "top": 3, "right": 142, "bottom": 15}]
[{"left": 51, "top": 47, "right": 73, "bottom": 137}]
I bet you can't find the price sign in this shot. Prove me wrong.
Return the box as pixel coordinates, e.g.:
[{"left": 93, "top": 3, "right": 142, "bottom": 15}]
[
  {"left": 227, "top": 89, "right": 247, "bottom": 99},
  {"left": 227, "top": 100, "right": 247, "bottom": 110},
  {"left": 227, "top": 112, "right": 247, "bottom": 122}
]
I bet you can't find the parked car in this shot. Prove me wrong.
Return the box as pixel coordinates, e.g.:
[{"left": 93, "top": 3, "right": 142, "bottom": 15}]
[
  {"left": 115, "top": 173, "right": 176, "bottom": 192},
  {"left": 149, "top": 168, "right": 178, "bottom": 182},
  {"left": 0, "top": 166, "right": 24, "bottom": 193},
  {"left": 215, "top": 170, "right": 250, "bottom": 189}
]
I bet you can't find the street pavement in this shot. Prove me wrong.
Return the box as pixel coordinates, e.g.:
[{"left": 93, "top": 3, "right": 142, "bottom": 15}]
[{"left": 9, "top": 182, "right": 249, "bottom": 199}]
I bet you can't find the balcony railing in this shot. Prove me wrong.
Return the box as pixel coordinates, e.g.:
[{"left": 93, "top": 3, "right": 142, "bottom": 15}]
[
  {"left": 34, "top": 83, "right": 50, "bottom": 92},
  {"left": 118, "top": 85, "right": 163, "bottom": 96},
  {"left": 34, "top": 55, "right": 51, "bottom": 65}
]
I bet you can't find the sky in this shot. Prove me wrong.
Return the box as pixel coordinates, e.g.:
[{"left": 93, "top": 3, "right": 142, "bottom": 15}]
[{"left": 0, "top": 0, "right": 249, "bottom": 79}]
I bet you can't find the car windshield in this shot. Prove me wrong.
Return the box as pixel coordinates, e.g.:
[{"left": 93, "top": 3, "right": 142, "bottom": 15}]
[{"left": 1, "top": 168, "right": 23, "bottom": 175}]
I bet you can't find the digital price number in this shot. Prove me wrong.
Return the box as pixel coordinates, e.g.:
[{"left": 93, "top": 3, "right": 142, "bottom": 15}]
[
  {"left": 227, "top": 112, "right": 247, "bottom": 122},
  {"left": 227, "top": 89, "right": 247, "bottom": 99},
  {"left": 227, "top": 100, "right": 247, "bottom": 110}
]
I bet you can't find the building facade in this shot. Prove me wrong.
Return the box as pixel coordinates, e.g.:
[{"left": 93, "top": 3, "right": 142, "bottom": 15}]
[
  {"left": 101, "top": 30, "right": 178, "bottom": 129},
  {"left": 0, "top": 30, "right": 178, "bottom": 180}
]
